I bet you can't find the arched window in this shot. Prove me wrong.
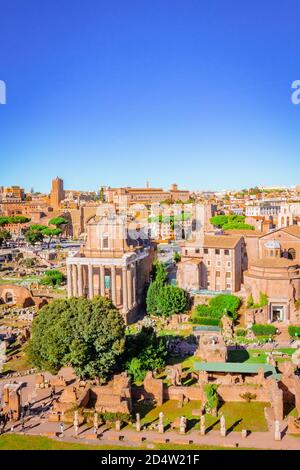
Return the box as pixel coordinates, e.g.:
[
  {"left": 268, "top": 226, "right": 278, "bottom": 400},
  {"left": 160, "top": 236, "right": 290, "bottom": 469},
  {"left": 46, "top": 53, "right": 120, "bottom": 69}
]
[
  {"left": 288, "top": 248, "right": 296, "bottom": 260},
  {"left": 281, "top": 217, "right": 285, "bottom": 226},
  {"left": 5, "top": 292, "right": 13, "bottom": 303},
  {"left": 286, "top": 217, "right": 290, "bottom": 226}
]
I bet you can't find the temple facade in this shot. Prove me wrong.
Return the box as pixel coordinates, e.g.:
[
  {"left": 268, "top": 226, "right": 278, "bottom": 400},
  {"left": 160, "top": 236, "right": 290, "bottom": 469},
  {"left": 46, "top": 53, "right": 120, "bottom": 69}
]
[{"left": 66, "top": 213, "right": 154, "bottom": 323}]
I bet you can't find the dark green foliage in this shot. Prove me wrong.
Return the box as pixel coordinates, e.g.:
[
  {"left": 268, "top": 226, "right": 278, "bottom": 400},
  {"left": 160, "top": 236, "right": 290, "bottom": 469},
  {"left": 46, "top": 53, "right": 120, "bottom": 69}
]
[
  {"left": 251, "top": 324, "right": 276, "bottom": 336},
  {"left": 25, "top": 228, "right": 44, "bottom": 245},
  {"left": 173, "top": 251, "right": 181, "bottom": 263},
  {"left": 0, "top": 216, "right": 30, "bottom": 226},
  {"left": 40, "top": 269, "right": 65, "bottom": 287},
  {"left": 124, "top": 327, "right": 168, "bottom": 383},
  {"left": 146, "top": 261, "right": 187, "bottom": 317},
  {"left": 27, "top": 297, "right": 125, "bottom": 380},
  {"left": 48, "top": 217, "right": 67, "bottom": 227},
  {"left": 288, "top": 326, "right": 300, "bottom": 338},
  {"left": 0, "top": 229, "right": 11, "bottom": 246}
]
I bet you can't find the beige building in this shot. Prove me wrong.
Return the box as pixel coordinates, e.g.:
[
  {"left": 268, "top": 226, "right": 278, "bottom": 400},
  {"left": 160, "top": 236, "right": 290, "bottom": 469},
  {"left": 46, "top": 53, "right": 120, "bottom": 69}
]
[
  {"left": 66, "top": 213, "right": 154, "bottom": 323},
  {"left": 104, "top": 183, "right": 190, "bottom": 205},
  {"left": 177, "top": 234, "right": 244, "bottom": 293}
]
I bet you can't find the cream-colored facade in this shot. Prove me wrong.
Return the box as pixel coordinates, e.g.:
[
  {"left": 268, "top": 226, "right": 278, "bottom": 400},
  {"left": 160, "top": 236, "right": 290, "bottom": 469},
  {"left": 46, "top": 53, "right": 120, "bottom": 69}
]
[{"left": 66, "top": 214, "right": 154, "bottom": 323}]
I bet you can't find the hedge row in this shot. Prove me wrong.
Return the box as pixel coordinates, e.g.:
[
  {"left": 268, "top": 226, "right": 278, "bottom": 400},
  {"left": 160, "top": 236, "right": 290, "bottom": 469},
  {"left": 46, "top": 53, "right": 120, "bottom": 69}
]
[
  {"left": 251, "top": 324, "right": 276, "bottom": 336},
  {"left": 191, "top": 317, "right": 220, "bottom": 326}
]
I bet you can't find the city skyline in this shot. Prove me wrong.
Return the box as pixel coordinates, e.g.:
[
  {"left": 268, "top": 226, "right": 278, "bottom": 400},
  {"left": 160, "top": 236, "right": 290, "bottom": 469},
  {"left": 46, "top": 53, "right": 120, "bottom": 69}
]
[{"left": 1, "top": 0, "right": 300, "bottom": 191}]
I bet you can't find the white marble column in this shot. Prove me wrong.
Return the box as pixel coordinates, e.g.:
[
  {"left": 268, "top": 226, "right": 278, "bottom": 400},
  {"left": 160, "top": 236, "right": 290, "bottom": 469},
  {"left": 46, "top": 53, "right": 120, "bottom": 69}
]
[
  {"left": 67, "top": 264, "right": 72, "bottom": 298},
  {"left": 100, "top": 265, "right": 105, "bottom": 297},
  {"left": 111, "top": 266, "right": 117, "bottom": 306},
  {"left": 78, "top": 265, "right": 83, "bottom": 297},
  {"left": 122, "top": 266, "right": 128, "bottom": 313},
  {"left": 88, "top": 264, "right": 93, "bottom": 299},
  {"left": 72, "top": 264, "right": 78, "bottom": 297}
]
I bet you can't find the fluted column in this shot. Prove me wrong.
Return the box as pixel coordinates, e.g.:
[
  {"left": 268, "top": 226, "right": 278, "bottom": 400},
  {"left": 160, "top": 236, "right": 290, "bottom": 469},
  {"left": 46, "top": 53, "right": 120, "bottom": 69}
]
[
  {"left": 88, "top": 264, "right": 93, "bottom": 299},
  {"left": 100, "top": 265, "right": 105, "bottom": 297},
  {"left": 67, "top": 264, "right": 72, "bottom": 298},
  {"left": 122, "top": 266, "right": 128, "bottom": 313},
  {"left": 78, "top": 265, "right": 83, "bottom": 297},
  {"left": 127, "top": 267, "right": 133, "bottom": 310},
  {"left": 111, "top": 266, "right": 117, "bottom": 306},
  {"left": 132, "top": 263, "right": 137, "bottom": 306},
  {"left": 72, "top": 264, "right": 78, "bottom": 297}
]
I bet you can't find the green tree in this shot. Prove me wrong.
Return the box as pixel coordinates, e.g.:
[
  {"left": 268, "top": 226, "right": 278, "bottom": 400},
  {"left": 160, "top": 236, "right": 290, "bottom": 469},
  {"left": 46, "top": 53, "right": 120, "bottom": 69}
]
[
  {"left": 25, "top": 228, "right": 45, "bottom": 245},
  {"left": 156, "top": 285, "right": 187, "bottom": 317},
  {"left": 146, "top": 262, "right": 187, "bottom": 317},
  {"left": 48, "top": 216, "right": 68, "bottom": 228},
  {"left": 27, "top": 297, "right": 125, "bottom": 380},
  {"left": 42, "top": 227, "right": 62, "bottom": 248},
  {"left": 0, "top": 229, "right": 11, "bottom": 246},
  {"left": 124, "top": 327, "right": 168, "bottom": 383}
]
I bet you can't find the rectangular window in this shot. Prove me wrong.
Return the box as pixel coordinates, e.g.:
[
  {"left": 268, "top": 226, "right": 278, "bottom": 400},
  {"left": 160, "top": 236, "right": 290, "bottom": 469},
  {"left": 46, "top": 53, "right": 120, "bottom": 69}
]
[
  {"left": 226, "top": 272, "right": 231, "bottom": 278},
  {"left": 204, "top": 248, "right": 209, "bottom": 254},
  {"left": 195, "top": 248, "right": 200, "bottom": 254},
  {"left": 226, "top": 283, "right": 232, "bottom": 289},
  {"left": 224, "top": 249, "right": 229, "bottom": 255},
  {"left": 215, "top": 249, "right": 220, "bottom": 255},
  {"left": 216, "top": 271, "right": 221, "bottom": 277}
]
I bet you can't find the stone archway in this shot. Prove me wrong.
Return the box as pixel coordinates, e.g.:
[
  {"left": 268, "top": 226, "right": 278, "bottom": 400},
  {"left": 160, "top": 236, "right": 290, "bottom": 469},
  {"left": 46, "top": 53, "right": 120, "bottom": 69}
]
[
  {"left": 288, "top": 248, "right": 296, "bottom": 260},
  {"left": 5, "top": 291, "right": 14, "bottom": 303}
]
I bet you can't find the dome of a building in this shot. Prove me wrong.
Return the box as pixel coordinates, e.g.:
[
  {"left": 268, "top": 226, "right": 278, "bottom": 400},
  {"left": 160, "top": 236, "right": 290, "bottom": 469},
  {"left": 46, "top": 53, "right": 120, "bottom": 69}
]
[{"left": 264, "top": 240, "right": 281, "bottom": 249}]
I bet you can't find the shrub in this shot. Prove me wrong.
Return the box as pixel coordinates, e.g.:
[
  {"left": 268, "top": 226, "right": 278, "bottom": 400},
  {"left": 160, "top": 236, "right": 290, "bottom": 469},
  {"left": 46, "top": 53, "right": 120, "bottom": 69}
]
[
  {"left": 240, "top": 392, "right": 257, "bottom": 403},
  {"left": 251, "top": 324, "right": 276, "bottom": 336},
  {"left": 40, "top": 269, "right": 64, "bottom": 287},
  {"left": 236, "top": 328, "right": 246, "bottom": 337},
  {"left": 288, "top": 326, "right": 300, "bottom": 338}
]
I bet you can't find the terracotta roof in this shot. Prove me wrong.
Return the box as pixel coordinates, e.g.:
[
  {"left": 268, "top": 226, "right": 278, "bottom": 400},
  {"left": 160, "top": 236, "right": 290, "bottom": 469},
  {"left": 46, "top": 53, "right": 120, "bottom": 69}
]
[
  {"left": 281, "top": 225, "right": 300, "bottom": 239},
  {"left": 203, "top": 234, "right": 242, "bottom": 249},
  {"left": 250, "top": 258, "right": 300, "bottom": 268},
  {"left": 226, "top": 229, "right": 263, "bottom": 237}
]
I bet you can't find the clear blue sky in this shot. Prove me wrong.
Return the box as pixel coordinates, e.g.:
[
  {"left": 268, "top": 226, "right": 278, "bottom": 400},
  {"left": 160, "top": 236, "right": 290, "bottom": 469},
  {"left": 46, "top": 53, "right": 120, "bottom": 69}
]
[{"left": 1, "top": 0, "right": 300, "bottom": 193}]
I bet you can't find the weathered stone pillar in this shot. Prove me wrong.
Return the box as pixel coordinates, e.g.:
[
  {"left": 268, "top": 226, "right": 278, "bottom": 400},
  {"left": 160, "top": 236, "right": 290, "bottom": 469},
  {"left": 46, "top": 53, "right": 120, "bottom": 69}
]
[
  {"left": 111, "top": 266, "right": 117, "bottom": 305},
  {"left": 122, "top": 266, "right": 128, "bottom": 313},
  {"left": 72, "top": 264, "right": 78, "bottom": 297},
  {"left": 136, "top": 413, "right": 141, "bottom": 432},
  {"left": 67, "top": 264, "right": 72, "bottom": 298},
  {"left": 88, "top": 264, "right": 93, "bottom": 299},
  {"left": 158, "top": 412, "right": 164, "bottom": 433},
  {"left": 132, "top": 264, "right": 136, "bottom": 306},
  {"left": 220, "top": 414, "right": 226, "bottom": 437},
  {"left": 78, "top": 265, "right": 83, "bottom": 297},
  {"left": 200, "top": 413, "right": 206, "bottom": 436},
  {"left": 179, "top": 416, "right": 187, "bottom": 434},
  {"left": 127, "top": 267, "right": 133, "bottom": 310},
  {"left": 100, "top": 265, "right": 105, "bottom": 297},
  {"left": 274, "top": 420, "right": 281, "bottom": 441}
]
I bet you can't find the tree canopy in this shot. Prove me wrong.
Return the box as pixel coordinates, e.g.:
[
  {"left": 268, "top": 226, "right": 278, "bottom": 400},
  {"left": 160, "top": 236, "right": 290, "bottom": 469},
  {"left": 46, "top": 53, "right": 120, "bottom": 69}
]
[
  {"left": 124, "top": 327, "right": 168, "bottom": 383},
  {"left": 146, "top": 262, "right": 187, "bottom": 317},
  {"left": 0, "top": 215, "right": 31, "bottom": 226},
  {"left": 210, "top": 214, "right": 254, "bottom": 231},
  {"left": 0, "top": 229, "right": 11, "bottom": 246},
  {"left": 28, "top": 297, "right": 125, "bottom": 380}
]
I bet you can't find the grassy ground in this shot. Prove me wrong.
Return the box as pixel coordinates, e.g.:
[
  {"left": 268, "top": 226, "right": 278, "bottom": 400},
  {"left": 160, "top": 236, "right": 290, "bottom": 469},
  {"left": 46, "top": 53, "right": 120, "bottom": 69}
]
[
  {"left": 130, "top": 400, "right": 269, "bottom": 433},
  {"left": 0, "top": 434, "right": 246, "bottom": 450}
]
